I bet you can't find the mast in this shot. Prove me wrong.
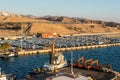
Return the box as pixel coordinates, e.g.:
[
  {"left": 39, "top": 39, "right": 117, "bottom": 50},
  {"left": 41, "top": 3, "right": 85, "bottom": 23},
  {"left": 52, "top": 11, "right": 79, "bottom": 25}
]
[
  {"left": 51, "top": 39, "right": 55, "bottom": 54},
  {"left": 50, "top": 39, "right": 55, "bottom": 64}
]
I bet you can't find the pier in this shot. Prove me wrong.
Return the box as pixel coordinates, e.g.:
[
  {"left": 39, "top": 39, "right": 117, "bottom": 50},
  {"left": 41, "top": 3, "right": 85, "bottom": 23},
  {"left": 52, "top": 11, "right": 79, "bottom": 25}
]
[{"left": 18, "top": 43, "right": 120, "bottom": 56}]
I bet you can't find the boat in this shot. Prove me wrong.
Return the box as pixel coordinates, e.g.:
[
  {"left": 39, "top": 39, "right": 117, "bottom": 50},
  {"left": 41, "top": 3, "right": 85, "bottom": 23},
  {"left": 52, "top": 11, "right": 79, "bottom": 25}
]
[
  {"left": 0, "top": 52, "right": 17, "bottom": 59},
  {"left": 43, "top": 52, "right": 68, "bottom": 71},
  {"left": 43, "top": 40, "right": 68, "bottom": 71},
  {"left": 0, "top": 68, "right": 16, "bottom": 80},
  {"left": 29, "top": 40, "right": 68, "bottom": 76}
]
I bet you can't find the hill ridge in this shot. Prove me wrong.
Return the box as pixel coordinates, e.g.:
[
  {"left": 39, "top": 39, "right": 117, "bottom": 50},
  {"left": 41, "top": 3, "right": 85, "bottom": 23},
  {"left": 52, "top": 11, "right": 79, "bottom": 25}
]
[{"left": 0, "top": 11, "right": 120, "bottom": 36}]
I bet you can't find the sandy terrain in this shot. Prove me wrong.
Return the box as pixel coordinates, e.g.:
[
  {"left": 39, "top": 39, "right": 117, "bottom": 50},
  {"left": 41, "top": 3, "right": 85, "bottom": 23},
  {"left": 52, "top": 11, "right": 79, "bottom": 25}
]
[{"left": 0, "top": 16, "right": 120, "bottom": 36}]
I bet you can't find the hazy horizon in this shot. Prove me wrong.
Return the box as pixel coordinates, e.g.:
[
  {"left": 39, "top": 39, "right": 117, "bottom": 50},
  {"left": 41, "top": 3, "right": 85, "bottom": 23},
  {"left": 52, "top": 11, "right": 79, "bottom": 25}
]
[{"left": 0, "top": 0, "right": 120, "bottom": 23}]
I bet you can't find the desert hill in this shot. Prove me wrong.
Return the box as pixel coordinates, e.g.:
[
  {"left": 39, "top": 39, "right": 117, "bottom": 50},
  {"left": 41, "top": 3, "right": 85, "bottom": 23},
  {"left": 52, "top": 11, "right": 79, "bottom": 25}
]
[{"left": 0, "top": 12, "right": 120, "bottom": 36}]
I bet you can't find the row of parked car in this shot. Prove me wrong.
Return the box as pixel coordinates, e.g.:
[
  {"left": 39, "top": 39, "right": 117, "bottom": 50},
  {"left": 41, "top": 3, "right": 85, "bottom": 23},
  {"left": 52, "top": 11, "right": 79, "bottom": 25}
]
[{"left": 0, "top": 35, "right": 120, "bottom": 50}]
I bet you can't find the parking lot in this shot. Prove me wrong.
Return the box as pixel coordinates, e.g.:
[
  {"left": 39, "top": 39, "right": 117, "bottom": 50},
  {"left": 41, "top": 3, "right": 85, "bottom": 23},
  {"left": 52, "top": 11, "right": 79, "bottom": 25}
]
[{"left": 0, "top": 34, "right": 120, "bottom": 51}]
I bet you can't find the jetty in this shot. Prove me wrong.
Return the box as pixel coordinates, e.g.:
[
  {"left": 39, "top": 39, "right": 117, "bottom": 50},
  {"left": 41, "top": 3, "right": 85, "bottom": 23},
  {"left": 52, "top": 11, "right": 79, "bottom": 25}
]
[{"left": 18, "top": 43, "right": 120, "bottom": 56}]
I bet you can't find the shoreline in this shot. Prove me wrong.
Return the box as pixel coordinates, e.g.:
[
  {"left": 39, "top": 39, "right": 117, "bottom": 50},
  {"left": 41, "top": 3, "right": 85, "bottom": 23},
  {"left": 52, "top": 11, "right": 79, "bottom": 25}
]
[
  {"left": 18, "top": 43, "right": 120, "bottom": 56},
  {"left": 0, "top": 32, "right": 120, "bottom": 40}
]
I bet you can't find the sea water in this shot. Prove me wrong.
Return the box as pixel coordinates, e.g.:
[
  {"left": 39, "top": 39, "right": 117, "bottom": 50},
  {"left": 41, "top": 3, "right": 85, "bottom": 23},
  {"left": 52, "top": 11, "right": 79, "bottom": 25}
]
[{"left": 0, "top": 46, "right": 120, "bottom": 79}]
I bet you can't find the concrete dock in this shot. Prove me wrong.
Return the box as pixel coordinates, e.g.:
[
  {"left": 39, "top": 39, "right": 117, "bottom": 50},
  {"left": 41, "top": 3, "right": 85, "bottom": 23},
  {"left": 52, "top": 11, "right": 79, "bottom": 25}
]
[{"left": 18, "top": 43, "right": 120, "bottom": 56}]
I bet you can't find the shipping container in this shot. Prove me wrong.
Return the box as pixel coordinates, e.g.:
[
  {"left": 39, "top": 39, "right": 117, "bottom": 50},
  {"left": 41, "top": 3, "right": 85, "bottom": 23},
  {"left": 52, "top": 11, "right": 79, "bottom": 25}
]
[{"left": 41, "top": 33, "right": 58, "bottom": 38}]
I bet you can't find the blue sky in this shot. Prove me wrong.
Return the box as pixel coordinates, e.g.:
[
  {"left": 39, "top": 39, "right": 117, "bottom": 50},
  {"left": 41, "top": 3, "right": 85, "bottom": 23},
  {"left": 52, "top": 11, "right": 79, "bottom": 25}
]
[{"left": 0, "top": 0, "right": 120, "bottom": 22}]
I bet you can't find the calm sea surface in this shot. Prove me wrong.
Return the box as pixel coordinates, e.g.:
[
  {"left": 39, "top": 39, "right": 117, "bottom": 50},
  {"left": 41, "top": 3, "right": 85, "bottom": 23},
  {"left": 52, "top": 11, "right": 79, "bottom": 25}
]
[{"left": 0, "top": 46, "right": 120, "bottom": 79}]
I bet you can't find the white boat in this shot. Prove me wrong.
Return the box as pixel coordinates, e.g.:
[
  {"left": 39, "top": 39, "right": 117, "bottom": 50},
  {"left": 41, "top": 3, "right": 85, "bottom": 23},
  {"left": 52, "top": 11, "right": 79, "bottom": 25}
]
[
  {"left": 0, "top": 52, "right": 17, "bottom": 59},
  {"left": 43, "top": 40, "right": 68, "bottom": 71},
  {"left": 44, "top": 52, "right": 68, "bottom": 70},
  {"left": 0, "top": 68, "right": 16, "bottom": 80}
]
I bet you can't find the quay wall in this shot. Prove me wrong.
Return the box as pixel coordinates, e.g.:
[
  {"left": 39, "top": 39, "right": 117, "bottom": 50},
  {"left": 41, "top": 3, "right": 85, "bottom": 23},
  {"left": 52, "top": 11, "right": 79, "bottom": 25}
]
[{"left": 18, "top": 43, "right": 120, "bottom": 56}]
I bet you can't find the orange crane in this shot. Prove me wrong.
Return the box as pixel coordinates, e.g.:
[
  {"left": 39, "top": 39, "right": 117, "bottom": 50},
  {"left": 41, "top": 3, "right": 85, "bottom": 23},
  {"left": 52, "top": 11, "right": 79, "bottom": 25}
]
[
  {"left": 90, "top": 60, "right": 101, "bottom": 71},
  {"left": 84, "top": 59, "right": 93, "bottom": 70},
  {"left": 78, "top": 57, "right": 84, "bottom": 68},
  {"left": 73, "top": 56, "right": 84, "bottom": 68}
]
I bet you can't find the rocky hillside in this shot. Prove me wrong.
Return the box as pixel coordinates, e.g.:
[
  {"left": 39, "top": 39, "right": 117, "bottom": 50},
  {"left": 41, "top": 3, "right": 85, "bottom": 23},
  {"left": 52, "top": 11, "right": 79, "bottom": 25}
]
[{"left": 0, "top": 12, "right": 120, "bottom": 36}]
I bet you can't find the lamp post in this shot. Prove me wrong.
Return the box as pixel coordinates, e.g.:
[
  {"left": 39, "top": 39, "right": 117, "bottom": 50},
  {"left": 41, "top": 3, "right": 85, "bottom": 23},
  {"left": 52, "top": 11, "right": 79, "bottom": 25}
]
[
  {"left": 21, "top": 25, "right": 23, "bottom": 51},
  {"left": 70, "top": 34, "right": 74, "bottom": 75}
]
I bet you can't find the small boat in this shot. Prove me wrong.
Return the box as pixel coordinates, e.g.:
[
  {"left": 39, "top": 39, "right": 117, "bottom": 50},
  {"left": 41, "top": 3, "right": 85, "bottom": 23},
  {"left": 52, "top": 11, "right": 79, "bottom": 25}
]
[
  {"left": 0, "top": 68, "right": 16, "bottom": 80},
  {"left": 0, "top": 52, "right": 17, "bottom": 59},
  {"left": 43, "top": 52, "right": 68, "bottom": 71},
  {"left": 29, "top": 40, "right": 68, "bottom": 76},
  {"left": 43, "top": 40, "right": 68, "bottom": 71}
]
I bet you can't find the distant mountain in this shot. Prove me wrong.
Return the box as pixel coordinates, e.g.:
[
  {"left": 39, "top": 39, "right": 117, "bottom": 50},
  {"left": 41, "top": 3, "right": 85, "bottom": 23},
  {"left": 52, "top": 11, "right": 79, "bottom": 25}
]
[
  {"left": 0, "top": 11, "right": 119, "bottom": 27},
  {"left": 38, "top": 16, "right": 120, "bottom": 27},
  {"left": 0, "top": 11, "right": 120, "bottom": 36}
]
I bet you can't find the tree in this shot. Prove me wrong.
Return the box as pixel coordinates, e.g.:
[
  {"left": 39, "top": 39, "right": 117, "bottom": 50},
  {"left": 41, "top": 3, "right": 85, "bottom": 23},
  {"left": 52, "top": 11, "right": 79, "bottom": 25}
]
[{"left": 0, "top": 42, "right": 10, "bottom": 52}]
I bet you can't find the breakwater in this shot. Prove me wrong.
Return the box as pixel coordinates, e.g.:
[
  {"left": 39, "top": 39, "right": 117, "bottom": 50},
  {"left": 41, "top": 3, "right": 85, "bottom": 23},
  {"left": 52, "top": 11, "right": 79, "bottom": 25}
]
[{"left": 18, "top": 43, "right": 120, "bottom": 56}]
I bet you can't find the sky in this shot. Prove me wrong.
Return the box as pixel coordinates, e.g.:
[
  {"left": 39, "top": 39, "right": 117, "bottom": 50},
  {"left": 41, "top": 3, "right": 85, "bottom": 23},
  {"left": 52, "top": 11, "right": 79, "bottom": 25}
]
[{"left": 0, "top": 0, "right": 120, "bottom": 23}]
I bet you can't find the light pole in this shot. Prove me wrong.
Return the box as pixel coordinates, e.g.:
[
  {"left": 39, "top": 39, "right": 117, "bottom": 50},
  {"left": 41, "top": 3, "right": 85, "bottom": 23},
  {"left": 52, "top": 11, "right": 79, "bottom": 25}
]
[
  {"left": 21, "top": 25, "right": 23, "bottom": 51},
  {"left": 70, "top": 34, "right": 74, "bottom": 75}
]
